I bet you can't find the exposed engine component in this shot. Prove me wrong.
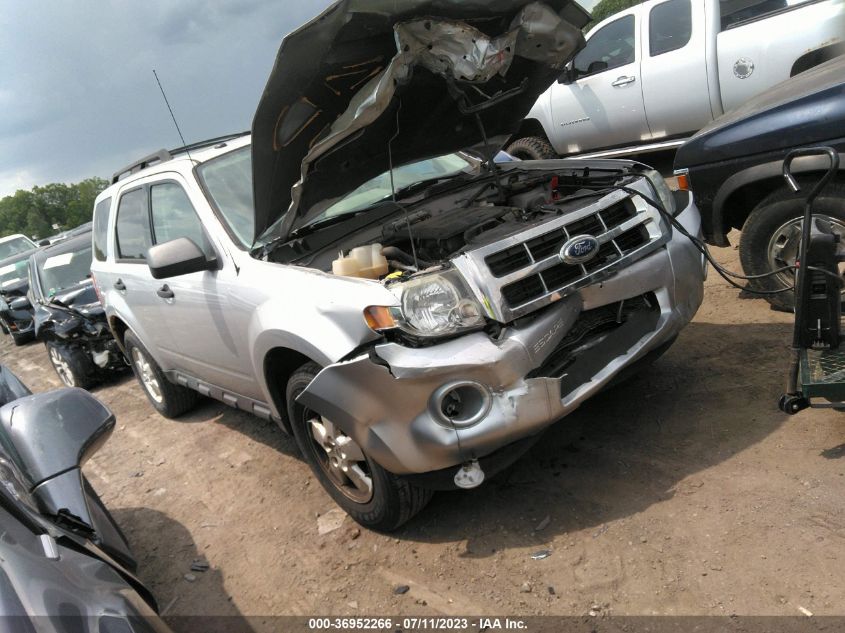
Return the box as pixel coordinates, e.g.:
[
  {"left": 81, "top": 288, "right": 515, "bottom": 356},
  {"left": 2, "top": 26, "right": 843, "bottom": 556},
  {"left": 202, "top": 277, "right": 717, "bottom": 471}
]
[{"left": 332, "top": 243, "right": 389, "bottom": 279}]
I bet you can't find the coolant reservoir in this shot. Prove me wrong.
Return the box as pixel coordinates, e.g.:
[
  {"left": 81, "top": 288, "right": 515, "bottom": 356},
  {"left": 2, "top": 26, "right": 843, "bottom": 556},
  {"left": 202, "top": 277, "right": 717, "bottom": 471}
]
[
  {"left": 351, "top": 243, "right": 388, "bottom": 279},
  {"left": 332, "top": 252, "right": 362, "bottom": 277},
  {"left": 332, "top": 244, "right": 388, "bottom": 279}
]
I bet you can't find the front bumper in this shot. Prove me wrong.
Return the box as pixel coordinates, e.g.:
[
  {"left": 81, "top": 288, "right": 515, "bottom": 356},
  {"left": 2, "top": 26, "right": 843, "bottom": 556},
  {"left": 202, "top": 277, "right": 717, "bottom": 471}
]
[{"left": 298, "top": 201, "right": 706, "bottom": 476}]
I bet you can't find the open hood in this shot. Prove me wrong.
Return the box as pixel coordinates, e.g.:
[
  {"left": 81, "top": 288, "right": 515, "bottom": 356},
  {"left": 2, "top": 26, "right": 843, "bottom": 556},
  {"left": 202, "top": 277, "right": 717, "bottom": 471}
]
[{"left": 251, "top": 0, "right": 589, "bottom": 243}]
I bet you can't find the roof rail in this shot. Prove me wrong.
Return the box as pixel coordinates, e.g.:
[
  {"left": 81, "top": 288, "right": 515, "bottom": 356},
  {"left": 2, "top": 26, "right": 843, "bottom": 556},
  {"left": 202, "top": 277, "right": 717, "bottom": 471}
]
[
  {"left": 110, "top": 131, "right": 250, "bottom": 185},
  {"left": 168, "top": 131, "right": 250, "bottom": 157},
  {"left": 111, "top": 149, "right": 172, "bottom": 184}
]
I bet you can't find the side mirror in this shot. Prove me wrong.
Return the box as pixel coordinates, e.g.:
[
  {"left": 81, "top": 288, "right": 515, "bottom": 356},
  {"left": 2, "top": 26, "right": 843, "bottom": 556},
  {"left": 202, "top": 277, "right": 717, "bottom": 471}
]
[
  {"left": 146, "top": 237, "right": 218, "bottom": 280},
  {"left": 558, "top": 65, "right": 576, "bottom": 84},
  {"left": 0, "top": 389, "right": 115, "bottom": 487},
  {"left": 38, "top": 239, "right": 51, "bottom": 247},
  {"left": 9, "top": 295, "right": 31, "bottom": 311},
  {"left": 587, "top": 60, "right": 609, "bottom": 75}
]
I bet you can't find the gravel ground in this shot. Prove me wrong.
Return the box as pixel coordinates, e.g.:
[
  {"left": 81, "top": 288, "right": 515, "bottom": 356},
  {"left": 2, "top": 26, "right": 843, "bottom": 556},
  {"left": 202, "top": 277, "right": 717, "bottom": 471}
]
[{"left": 2, "top": 235, "right": 844, "bottom": 623}]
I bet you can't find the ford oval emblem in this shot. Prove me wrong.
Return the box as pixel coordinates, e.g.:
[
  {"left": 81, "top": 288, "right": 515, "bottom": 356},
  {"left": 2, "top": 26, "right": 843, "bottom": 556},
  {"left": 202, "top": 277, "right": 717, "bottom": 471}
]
[{"left": 560, "top": 235, "right": 600, "bottom": 265}]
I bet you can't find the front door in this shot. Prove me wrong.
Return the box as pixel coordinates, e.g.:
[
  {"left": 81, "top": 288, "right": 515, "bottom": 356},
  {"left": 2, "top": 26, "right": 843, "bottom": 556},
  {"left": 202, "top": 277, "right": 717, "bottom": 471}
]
[{"left": 548, "top": 13, "right": 651, "bottom": 154}]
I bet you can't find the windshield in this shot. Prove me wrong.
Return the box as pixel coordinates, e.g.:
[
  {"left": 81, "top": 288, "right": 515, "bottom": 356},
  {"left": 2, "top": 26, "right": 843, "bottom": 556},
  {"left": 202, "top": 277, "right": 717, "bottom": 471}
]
[
  {"left": 0, "top": 236, "right": 35, "bottom": 260},
  {"left": 0, "top": 260, "right": 29, "bottom": 289},
  {"left": 38, "top": 246, "right": 93, "bottom": 298},
  {"left": 197, "top": 147, "right": 254, "bottom": 248},
  {"left": 306, "top": 153, "right": 476, "bottom": 228}
]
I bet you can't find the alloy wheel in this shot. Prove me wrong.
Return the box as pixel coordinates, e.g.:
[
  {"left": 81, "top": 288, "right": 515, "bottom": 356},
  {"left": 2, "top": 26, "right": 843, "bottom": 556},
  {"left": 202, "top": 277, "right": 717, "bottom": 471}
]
[
  {"left": 307, "top": 416, "right": 373, "bottom": 503},
  {"left": 767, "top": 215, "right": 845, "bottom": 291},
  {"left": 49, "top": 347, "right": 75, "bottom": 387},
  {"left": 131, "top": 347, "right": 163, "bottom": 404}
]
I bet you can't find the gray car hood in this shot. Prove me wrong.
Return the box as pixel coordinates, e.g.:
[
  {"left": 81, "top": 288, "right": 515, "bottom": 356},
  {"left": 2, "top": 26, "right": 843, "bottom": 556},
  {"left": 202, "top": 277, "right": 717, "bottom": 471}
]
[{"left": 251, "top": 0, "right": 589, "bottom": 243}]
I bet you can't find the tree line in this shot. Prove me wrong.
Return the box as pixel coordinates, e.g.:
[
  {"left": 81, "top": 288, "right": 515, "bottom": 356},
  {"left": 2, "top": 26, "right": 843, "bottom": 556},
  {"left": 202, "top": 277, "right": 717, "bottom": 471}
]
[{"left": 0, "top": 177, "right": 107, "bottom": 240}]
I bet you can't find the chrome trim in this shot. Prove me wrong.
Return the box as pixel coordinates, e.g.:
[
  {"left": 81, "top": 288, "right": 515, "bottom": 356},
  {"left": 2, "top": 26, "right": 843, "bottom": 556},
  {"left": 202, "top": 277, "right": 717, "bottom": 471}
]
[{"left": 453, "top": 180, "right": 670, "bottom": 322}]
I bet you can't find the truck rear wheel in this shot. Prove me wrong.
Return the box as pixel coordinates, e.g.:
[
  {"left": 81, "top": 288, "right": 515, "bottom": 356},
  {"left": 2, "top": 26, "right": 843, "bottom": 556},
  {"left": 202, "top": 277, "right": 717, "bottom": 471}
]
[
  {"left": 506, "top": 136, "right": 557, "bottom": 161},
  {"left": 286, "top": 361, "right": 432, "bottom": 532},
  {"left": 124, "top": 330, "right": 199, "bottom": 418},
  {"left": 739, "top": 182, "right": 845, "bottom": 311}
]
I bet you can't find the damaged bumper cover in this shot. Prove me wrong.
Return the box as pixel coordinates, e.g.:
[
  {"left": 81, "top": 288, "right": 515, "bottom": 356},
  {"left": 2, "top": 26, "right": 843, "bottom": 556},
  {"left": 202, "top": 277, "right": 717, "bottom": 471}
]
[{"left": 298, "top": 201, "right": 705, "bottom": 476}]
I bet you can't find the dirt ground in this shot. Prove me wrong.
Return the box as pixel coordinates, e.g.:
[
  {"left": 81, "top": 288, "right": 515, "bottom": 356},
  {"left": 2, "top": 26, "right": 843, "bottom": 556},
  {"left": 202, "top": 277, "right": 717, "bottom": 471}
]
[{"left": 3, "top": 235, "right": 844, "bottom": 623}]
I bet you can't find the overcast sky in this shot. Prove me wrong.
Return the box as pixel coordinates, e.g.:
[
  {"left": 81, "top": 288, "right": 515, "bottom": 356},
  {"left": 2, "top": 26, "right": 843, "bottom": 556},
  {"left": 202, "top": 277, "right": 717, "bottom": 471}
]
[{"left": 0, "top": 0, "right": 597, "bottom": 198}]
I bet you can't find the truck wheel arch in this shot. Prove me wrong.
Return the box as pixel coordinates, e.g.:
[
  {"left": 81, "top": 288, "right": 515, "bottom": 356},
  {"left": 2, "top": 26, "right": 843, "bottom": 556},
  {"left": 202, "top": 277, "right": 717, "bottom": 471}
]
[{"left": 714, "top": 153, "right": 845, "bottom": 242}]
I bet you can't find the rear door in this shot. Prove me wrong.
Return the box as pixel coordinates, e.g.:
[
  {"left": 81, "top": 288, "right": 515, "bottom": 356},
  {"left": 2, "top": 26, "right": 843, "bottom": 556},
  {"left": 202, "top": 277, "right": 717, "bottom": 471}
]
[
  {"left": 640, "top": 0, "right": 713, "bottom": 138},
  {"left": 548, "top": 12, "right": 651, "bottom": 153}
]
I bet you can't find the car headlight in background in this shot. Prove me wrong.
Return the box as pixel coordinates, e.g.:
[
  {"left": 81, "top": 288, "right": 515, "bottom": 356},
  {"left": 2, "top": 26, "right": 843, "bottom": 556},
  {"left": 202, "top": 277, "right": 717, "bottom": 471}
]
[
  {"left": 642, "top": 168, "right": 676, "bottom": 216},
  {"left": 364, "top": 269, "right": 485, "bottom": 338}
]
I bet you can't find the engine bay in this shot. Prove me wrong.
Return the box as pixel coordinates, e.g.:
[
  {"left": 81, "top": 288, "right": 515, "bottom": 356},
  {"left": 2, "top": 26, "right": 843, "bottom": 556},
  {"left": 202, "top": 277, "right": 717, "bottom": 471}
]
[{"left": 268, "top": 163, "right": 639, "bottom": 280}]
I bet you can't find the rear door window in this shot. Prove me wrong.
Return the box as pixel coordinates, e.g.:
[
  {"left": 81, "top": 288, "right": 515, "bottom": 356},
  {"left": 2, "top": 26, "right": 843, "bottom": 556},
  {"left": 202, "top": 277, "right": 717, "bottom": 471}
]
[
  {"left": 115, "top": 188, "right": 152, "bottom": 261},
  {"left": 92, "top": 197, "right": 112, "bottom": 261},
  {"left": 150, "top": 182, "right": 211, "bottom": 253},
  {"left": 650, "top": 0, "right": 693, "bottom": 56}
]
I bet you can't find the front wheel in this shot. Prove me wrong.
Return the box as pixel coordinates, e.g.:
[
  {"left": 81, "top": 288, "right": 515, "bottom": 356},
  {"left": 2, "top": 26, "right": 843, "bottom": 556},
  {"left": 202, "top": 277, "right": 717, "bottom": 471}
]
[
  {"left": 739, "top": 182, "right": 845, "bottom": 311},
  {"left": 286, "top": 362, "right": 432, "bottom": 531},
  {"left": 46, "top": 342, "right": 96, "bottom": 389},
  {"left": 124, "top": 331, "right": 199, "bottom": 418}
]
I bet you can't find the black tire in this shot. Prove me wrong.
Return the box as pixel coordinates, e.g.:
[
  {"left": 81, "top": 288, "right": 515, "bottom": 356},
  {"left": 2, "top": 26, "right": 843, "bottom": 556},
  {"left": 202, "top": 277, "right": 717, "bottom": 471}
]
[
  {"left": 123, "top": 330, "right": 199, "bottom": 418},
  {"left": 10, "top": 331, "right": 32, "bottom": 346},
  {"left": 739, "top": 182, "right": 845, "bottom": 311},
  {"left": 46, "top": 341, "right": 97, "bottom": 389},
  {"left": 506, "top": 136, "right": 557, "bottom": 161},
  {"left": 286, "top": 361, "right": 432, "bottom": 531}
]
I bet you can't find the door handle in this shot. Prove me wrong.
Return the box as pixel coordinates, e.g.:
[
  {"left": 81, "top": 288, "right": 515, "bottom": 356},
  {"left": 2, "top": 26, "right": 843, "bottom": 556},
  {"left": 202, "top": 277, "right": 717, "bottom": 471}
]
[
  {"left": 611, "top": 75, "right": 636, "bottom": 87},
  {"left": 156, "top": 284, "right": 174, "bottom": 299},
  {"left": 113, "top": 279, "right": 126, "bottom": 291}
]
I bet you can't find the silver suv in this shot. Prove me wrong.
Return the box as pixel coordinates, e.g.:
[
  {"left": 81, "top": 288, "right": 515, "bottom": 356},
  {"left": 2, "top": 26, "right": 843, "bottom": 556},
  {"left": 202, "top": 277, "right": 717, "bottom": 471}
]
[{"left": 91, "top": 0, "right": 706, "bottom": 530}]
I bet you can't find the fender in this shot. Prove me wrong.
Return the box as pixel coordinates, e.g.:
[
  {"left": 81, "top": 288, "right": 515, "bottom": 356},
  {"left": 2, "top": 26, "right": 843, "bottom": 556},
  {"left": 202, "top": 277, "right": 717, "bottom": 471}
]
[
  {"left": 248, "top": 276, "right": 396, "bottom": 419},
  {"left": 712, "top": 151, "right": 845, "bottom": 241}
]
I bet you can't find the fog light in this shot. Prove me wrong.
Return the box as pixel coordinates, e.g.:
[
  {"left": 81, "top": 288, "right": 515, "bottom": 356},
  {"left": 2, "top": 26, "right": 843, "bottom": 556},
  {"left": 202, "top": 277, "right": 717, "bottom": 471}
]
[{"left": 431, "top": 381, "right": 492, "bottom": 429}]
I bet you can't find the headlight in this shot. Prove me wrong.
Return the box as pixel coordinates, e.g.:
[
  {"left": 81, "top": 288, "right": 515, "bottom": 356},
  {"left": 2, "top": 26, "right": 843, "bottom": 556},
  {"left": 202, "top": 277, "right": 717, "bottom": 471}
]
[
  {"left": 365, "top": 269, "right": 485, "bottom": 338},
  {"left": 642, "top": 169, "right": 675, "bottom": 216}
]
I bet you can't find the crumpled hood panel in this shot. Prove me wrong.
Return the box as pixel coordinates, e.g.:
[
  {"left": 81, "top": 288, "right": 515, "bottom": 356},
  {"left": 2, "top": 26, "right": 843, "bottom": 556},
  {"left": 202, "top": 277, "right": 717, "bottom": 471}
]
[{"left": 252, "top": 0, "right": 588, "bottom": 242}]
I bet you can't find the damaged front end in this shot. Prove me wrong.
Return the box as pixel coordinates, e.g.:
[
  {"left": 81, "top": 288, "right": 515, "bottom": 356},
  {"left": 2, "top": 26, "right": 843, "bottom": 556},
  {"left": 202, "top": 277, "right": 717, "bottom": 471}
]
[
  {"left": 31, "top": 234, "right": 128, "bottom": 387},
  {"left": 295, "top": 171, "right": 706, "bottom": 485},
  {"left": 248, "top": 0, "right": 706, "bottom": 487}
]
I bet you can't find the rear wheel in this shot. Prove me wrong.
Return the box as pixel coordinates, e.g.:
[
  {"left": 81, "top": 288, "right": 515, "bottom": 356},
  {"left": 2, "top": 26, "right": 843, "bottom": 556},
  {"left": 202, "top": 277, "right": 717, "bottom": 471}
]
[
  {"left": 739, "top": 182, "right": 845, "bottom": 311},
  {"left": 46, "top": 342, "right": 96, "bottom": 389},
  {"left": 124, "top": 330, "right": 199, "bottom": 418},
  {"left": 286, "top": 361, "right": 432, "bottom": 531},
  {"left": 506, "top": 136, "right": 557, "bottom": 161}
]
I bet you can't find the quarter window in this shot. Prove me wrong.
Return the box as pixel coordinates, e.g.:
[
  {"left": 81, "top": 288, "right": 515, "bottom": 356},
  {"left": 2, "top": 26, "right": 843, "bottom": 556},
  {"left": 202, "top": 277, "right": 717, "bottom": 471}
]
[
  {"left": 574, "top": 15, "right": 636, "bottom": 78},
  {"left": 115, "top": 189, "right": 152, "bottom": 260},
  {"left": 150, "top": 183, "right": 210, "bottom": 252},
  {"left": 650, "top": 0, "right": 692, "bottom": 56},
  {"left": 92, "top": 197, "right": 111, "bottom": 261}
]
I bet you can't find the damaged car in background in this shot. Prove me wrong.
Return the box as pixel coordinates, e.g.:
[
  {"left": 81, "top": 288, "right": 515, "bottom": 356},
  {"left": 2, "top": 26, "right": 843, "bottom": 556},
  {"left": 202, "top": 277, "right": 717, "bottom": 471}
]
[
  {"left": 28, "top": 230, "right": 126, "bottom": 388},
  {"left": 0, "top": 234, "right": 40, "bottom": 346},
  {"left": 91, "top": 0, "right": 706, "bottom": 530}
]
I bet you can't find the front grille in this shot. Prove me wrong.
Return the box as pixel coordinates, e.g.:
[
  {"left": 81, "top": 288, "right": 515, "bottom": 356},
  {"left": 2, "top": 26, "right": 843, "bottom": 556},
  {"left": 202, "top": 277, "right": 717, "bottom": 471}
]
[{"left": 454, "top": 186, "right": 670, "bottom": 322}]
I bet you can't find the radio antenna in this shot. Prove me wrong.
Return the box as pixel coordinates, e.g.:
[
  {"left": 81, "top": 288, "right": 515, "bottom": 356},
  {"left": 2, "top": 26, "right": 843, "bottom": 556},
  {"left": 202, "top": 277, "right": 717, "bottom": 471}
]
[
  {"left": 152, "top": 69, "right": 192, "bottom": 161},
  {"left": 388, "top": 100, "right": 419, "bottom": 270}
]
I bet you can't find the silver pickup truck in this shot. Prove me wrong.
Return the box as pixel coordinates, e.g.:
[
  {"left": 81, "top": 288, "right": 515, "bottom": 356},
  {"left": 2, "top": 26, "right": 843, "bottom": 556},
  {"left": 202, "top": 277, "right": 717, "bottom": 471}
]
[
  {"left": 90, "top": 0, "right": 706, "bottom": 530},
  {"left": 509, "top": 0, "right": 844, "bottom": 159}
]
